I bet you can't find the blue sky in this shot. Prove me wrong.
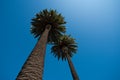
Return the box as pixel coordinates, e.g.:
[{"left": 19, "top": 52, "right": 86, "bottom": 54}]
[{"left": 0, "top": 0, "right": 120, "bottom": 80}]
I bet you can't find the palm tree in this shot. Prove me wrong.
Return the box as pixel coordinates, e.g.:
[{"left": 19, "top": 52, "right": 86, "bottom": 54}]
[
  {"left": 16, "top": 9, "right": 66, "bottom": 80},
  {"left": 51, "top": 35, "right": 79, "bottom": 80}
]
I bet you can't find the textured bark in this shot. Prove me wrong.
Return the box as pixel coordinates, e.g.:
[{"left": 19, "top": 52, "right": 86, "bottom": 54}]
[
  {"left": 16, "top": 25, "right": 51, "bottom": 80},
  {"left": 67, "top": 54, "right": 79, "bottom": 80}
]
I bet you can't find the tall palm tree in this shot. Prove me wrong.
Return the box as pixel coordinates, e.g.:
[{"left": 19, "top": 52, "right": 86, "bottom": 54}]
[
  {"left": 51, "top": 35, "right": 79, "bottom": 80},
  {"left": 16, "top": 9, "right": 66, "bottom": 80}
]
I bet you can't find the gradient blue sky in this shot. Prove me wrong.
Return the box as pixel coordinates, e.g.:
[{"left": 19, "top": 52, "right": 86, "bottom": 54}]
[{"left": 0, "top": 0, "right": 120, "bottom": 80}]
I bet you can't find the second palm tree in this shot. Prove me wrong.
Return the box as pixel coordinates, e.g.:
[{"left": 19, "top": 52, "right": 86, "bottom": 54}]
[{"left": 51, "top": 35, "right": 80, "bottom": 80}]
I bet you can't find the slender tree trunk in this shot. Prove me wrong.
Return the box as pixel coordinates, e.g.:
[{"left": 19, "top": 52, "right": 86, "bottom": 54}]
[
  {"left": 16, "top": 25, "right": 51, "bottom": 80},
  {"left": 66, "top": 53, "right": 79, "bottom": 80}
]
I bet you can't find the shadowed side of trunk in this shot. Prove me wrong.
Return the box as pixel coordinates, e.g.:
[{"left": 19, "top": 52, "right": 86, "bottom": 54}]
[
  {"left": 66, "top": 54, "right": 79, "bottom": 80},
  {"left": 16, "top": 25, "right": 51, "bottom": 80}
]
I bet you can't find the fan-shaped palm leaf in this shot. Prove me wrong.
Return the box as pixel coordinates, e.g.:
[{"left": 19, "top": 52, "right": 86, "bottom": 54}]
[
  {"left": 31, "top": 9, "right": 66, "bottom": 42},
  {"left": 51, "top": 35, "right": 77, "bottom": 60}
]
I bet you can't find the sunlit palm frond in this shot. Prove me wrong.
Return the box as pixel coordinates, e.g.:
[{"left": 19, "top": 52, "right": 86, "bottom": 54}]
[{"left": 31, "top": 9, "right": 66, "bottom": 43}]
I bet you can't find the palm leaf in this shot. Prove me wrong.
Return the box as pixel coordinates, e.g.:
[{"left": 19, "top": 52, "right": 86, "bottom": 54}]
[
  {"left": 51, "top": 35, "right": 78, "bottom": 60},
  {"left": 31, "top": 9, "right": 66, "bottom": 43}
]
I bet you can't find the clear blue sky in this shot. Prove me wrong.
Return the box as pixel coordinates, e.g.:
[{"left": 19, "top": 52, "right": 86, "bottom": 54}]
[{"left": 0, "top": 0, "right": 120, "bottom": 80}]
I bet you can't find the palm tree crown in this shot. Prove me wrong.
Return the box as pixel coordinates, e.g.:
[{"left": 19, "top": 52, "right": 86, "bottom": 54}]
[
  {"left": 31, "top": 9, "right": 66, "bottom": 43},
  {"left": 51, "top": 35, "right": 77, "bottom": 60}
]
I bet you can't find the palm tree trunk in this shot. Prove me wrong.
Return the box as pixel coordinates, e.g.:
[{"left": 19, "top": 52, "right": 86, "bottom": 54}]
[
  {"left": 66, "top": 53, "right": 79, "bottom": 80},
  {"left": 16, "top": 25, "right": 51, "bottom": 80}
]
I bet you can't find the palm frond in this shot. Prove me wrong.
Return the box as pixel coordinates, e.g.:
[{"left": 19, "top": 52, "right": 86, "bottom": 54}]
[
  {"left": 31, "top": 9, "right": 66, "bottom": 43},
  {"left": 51, "top": 35, "right": 78, "bottom": 61}
]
